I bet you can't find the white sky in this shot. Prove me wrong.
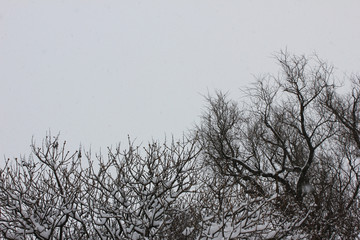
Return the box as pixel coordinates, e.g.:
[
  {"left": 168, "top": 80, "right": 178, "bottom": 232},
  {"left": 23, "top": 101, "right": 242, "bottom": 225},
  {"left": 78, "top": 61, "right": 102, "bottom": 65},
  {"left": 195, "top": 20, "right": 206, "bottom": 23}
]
[{"left": 1, "top": 0, "right": 360, "bottom": 159}]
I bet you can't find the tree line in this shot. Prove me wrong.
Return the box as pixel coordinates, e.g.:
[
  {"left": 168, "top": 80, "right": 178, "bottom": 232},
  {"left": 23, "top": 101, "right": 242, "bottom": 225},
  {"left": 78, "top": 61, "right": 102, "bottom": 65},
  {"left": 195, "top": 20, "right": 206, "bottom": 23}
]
[{"left": 1, "top": 52, "right": 359, "bottom": 239}]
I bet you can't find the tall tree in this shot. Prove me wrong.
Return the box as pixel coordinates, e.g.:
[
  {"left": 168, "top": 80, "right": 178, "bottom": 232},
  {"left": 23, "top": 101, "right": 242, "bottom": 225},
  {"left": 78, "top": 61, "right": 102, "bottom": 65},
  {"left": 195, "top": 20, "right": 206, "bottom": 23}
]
[{"left": 196, "top": 52, "right": 360, "bottom": 238}]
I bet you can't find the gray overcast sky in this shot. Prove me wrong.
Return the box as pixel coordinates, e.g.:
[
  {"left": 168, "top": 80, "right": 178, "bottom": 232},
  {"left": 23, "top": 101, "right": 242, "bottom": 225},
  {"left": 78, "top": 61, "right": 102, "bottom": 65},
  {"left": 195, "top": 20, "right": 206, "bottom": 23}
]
[{"left": 1, "top": 0, "right": 360, "bottom": 159}]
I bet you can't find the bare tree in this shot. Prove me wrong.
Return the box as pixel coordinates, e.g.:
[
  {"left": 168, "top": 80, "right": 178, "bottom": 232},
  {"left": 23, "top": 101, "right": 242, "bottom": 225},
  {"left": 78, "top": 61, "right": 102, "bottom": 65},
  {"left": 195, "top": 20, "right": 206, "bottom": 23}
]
[
  {"left": 196, "top": 52, "right": 360, "bottom": 238},
  {"left": 80, "top": 136, "right": 201, "bottom": 239},
  {"left": 0, "top": 135, "right": 201, "bottom": 240},
  {"left": 0, "top": 135, "right": 89, "bottom": 239}
]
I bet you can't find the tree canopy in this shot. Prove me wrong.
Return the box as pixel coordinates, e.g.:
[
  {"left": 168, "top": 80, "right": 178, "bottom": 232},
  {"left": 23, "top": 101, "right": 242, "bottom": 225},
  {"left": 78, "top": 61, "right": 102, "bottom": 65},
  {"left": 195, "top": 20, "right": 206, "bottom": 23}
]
[{"left": 1, "top": 52, "right": 359, "bottom": 239}]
